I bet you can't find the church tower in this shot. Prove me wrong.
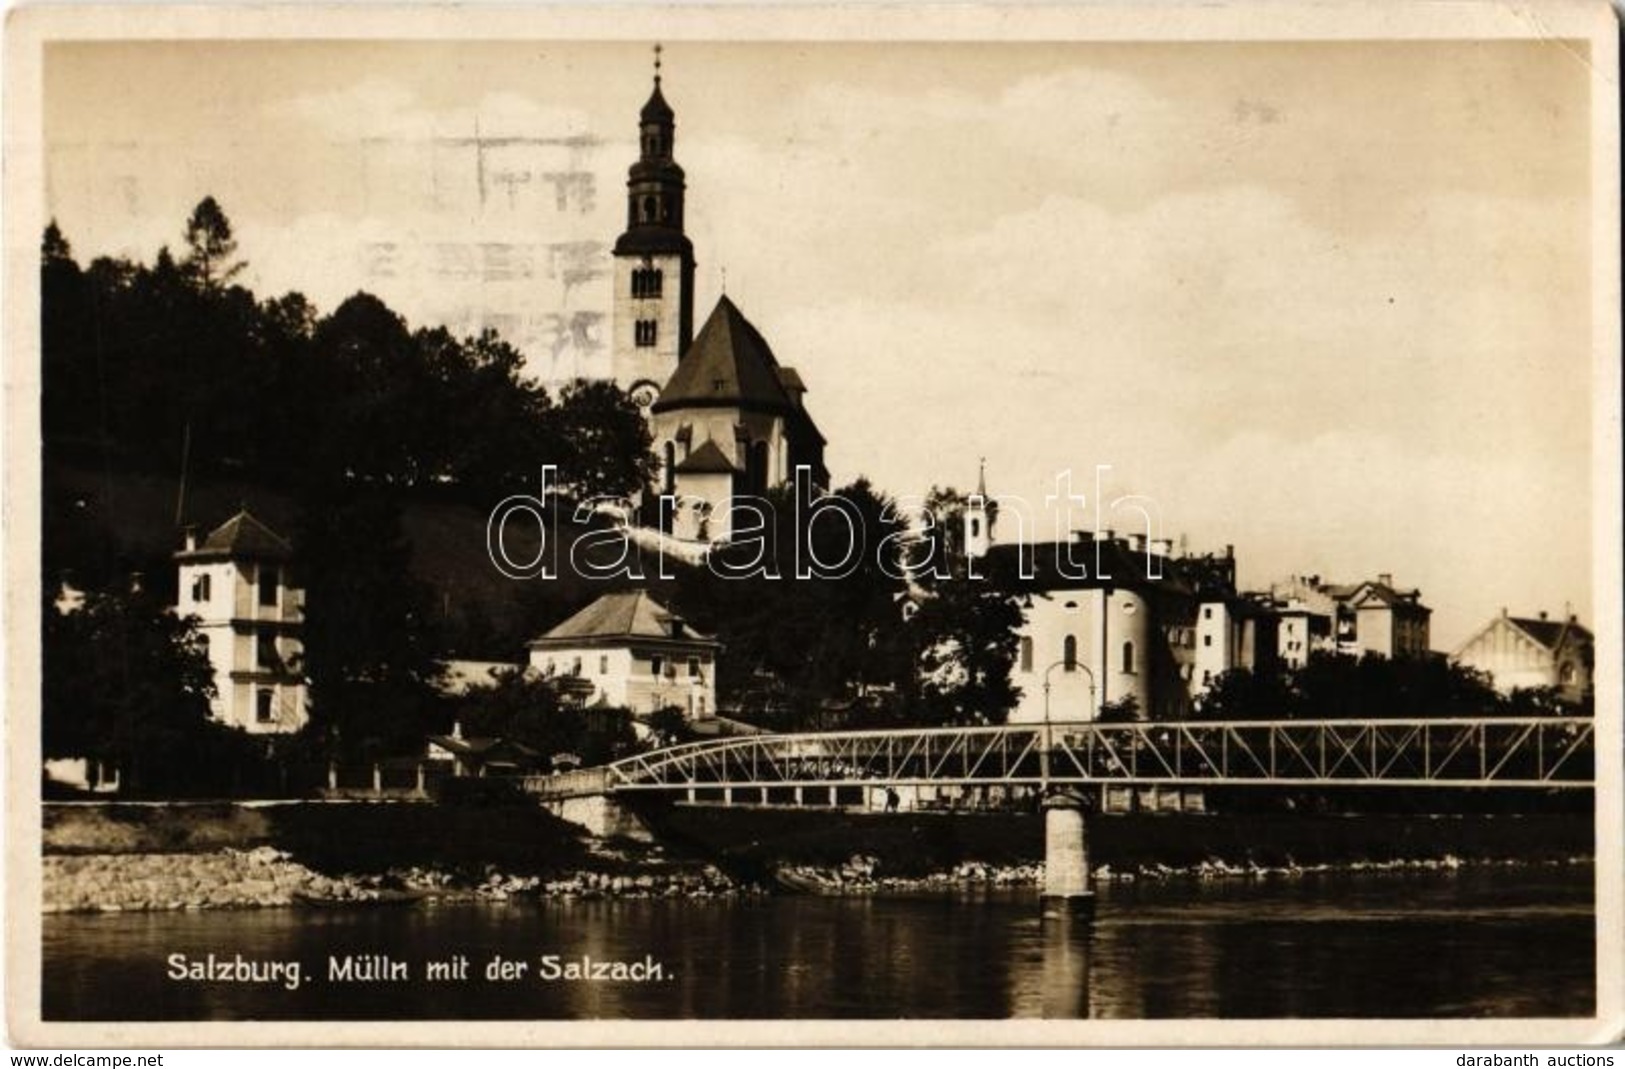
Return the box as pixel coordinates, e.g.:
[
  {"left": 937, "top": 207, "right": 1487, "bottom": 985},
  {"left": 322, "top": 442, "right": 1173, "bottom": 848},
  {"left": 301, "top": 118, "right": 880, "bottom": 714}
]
[
  {"left": 612, "top": 46, "right": 696, "bottom": 411},
  {"left": 964, "top": 459, "right": 993, "bottom": 560}
]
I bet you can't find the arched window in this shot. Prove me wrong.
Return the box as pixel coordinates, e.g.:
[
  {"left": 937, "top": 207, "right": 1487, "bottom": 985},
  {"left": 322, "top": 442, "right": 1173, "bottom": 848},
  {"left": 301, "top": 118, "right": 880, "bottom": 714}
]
[
  {"left": 970, "top": 517, "right": 981, "bottom": 538},
  {"left": 1122, "top": 640, "right": 1135, "bottom": 674},
  {"left": 1063, "top": 635, "right": 1077, "bottom": 671},
  {"left": 1019, "top": 636, "right": 1033, "bottom": 673},
  {"left": 641, "top": 195, "right": 657, "bottom": 222}
]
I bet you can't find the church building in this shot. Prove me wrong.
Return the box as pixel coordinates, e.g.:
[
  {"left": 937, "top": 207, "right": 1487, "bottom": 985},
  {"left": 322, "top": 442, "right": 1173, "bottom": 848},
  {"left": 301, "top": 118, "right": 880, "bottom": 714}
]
[{"left": 610, "top": 57, "right": 828, "bottom": 543}]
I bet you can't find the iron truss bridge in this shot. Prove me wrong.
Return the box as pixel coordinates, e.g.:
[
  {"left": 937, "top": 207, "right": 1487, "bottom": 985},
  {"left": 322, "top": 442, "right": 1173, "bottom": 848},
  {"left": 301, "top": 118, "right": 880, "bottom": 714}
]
[{"left": 525, "top": 717, "right": 1595, "bottom": 799}]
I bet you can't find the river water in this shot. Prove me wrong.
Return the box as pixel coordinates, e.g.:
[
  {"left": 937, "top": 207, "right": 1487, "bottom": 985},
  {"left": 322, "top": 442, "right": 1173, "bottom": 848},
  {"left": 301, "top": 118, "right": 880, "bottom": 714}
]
[{"left": 43, "top": 865, "right": 1593, "bottom": 1020}]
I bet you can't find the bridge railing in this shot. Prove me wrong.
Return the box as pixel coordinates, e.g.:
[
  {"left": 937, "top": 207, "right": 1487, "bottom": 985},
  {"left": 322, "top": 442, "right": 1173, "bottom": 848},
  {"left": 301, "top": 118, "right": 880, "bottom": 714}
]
[{"left": 585, "top": 717, "right": 1594, "bottom": 793}]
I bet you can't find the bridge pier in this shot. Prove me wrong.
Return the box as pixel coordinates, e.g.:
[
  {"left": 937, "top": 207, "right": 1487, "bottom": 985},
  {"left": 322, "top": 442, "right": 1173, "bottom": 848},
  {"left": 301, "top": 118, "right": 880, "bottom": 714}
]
[{"left": 1041, "top": 790, "right": 1095, "bottom": 918}]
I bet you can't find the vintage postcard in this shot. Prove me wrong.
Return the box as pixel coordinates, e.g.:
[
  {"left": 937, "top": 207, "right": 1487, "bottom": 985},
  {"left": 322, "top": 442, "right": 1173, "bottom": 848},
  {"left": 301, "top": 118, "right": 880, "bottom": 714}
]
[{"left": 4, "top": 1, "right": 1622, "bottom": 1049}]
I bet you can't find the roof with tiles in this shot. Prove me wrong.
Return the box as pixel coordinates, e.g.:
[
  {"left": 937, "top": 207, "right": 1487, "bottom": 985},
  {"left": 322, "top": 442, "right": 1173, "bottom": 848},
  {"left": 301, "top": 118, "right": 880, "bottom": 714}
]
[{"left": 175, "top": 510, "right": 293, "bottom": 563}]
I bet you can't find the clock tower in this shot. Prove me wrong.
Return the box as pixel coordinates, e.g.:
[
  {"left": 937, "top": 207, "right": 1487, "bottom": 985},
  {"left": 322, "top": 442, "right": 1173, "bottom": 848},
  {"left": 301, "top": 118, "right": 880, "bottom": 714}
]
[{"left": 612, "top": 47, "right": 696, "bottom": 411}]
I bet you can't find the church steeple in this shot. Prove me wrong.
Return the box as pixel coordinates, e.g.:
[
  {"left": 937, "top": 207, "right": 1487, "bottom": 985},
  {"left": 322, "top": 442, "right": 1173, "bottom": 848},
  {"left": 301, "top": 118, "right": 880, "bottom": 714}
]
[
  {"left": 965, "top": 459, "right": 993, "bottom": 560},
  {"left": 612, "top": 44, "right": 697, "bottom": 403},
  {"left": 620, "top": 45, "right": 687, "bottom": 242}
]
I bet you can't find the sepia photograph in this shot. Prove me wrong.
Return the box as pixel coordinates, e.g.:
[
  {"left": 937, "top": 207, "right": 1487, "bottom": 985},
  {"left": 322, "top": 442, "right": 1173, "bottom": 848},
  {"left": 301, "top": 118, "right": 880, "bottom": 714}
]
[{"left": 4, "top": 1, "right": 1621, "bottom": 1047}]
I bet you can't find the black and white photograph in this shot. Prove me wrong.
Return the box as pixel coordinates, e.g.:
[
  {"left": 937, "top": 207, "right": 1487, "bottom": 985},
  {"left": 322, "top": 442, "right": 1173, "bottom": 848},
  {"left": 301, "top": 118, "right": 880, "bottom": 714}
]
[{"left": 4, "top": 2, "right": 1621, "bottom": 1047}]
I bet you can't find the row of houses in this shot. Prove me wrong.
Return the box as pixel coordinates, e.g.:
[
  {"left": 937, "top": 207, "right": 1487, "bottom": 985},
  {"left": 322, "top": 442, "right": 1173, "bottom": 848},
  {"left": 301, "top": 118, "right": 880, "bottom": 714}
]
[{"left": 163, "top": 498, "right": 1593, "bottom": 741}]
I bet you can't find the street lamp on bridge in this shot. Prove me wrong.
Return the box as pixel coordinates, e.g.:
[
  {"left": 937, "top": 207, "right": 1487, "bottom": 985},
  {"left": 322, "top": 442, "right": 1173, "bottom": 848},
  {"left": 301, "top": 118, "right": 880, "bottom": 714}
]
[{"left": 1041, "top": 658, "right": 1097, "bottom": 792}]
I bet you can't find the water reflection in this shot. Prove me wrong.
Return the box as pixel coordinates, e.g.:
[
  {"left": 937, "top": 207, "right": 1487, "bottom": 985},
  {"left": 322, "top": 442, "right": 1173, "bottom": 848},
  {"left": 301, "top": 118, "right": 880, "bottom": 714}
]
[
  {"left": 43, "top": 868, "right": 1593, "bottom": 1020},
  {"left": 1040, "top": 911, "right": 1091, "bottom": 1019}
]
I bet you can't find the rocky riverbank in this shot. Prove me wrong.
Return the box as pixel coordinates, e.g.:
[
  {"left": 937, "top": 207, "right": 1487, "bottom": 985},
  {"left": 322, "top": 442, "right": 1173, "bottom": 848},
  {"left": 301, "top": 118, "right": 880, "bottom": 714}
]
[
  {"left": 43, "top": 844, "right": 1591, "bottom": 913},
  {"left": 41, "top": 846, "right": 763, "bottom": 914},
  {"left": 41, "top": 802, "right": 1595, "bottom": 913}
]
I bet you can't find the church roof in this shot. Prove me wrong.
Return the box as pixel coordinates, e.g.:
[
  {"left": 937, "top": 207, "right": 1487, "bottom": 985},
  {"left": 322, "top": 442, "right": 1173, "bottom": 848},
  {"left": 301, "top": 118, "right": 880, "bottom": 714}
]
[
  {"left": 528, "top": 589, "right": 715, "bottom": 649},
  {"left": 641, "top": 82, "right": 674, "bottom": 123},
  {"left": 984, "top": 539, "right": 1196, "bottom": 598},
  {"left": 652, "top": 296, "right": 797, "bottom": 415},
  {"left": 175, "top": 509, "right": 293, "bottom": 563},
  {"left": 674, "top": 439, "right": 739, "bottom": 474},
  {"left": 613, "top": 225, "right": 692, "bottom": 258}
]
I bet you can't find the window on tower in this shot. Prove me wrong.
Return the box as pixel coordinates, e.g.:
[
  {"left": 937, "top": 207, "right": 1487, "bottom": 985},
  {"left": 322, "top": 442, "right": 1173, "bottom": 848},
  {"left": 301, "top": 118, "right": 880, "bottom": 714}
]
[
  {"left": 631, "top": 268, "right": 665, "bottom": 299},
  {"left": 635, "top": 320, "right": 658, "bottom": 347}
]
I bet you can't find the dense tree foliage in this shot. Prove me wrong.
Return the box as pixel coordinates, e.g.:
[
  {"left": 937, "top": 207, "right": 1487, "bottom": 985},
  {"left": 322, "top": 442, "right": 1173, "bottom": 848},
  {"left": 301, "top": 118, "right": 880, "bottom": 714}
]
[
  {"left": 292, "top": 489, "right": 446, "bottom": 759},
  {"left": 41, "top": 206, "right": 651, "bottom": 502},
  {"left": 41, "top": 586, "right": 257, "bottom": 794},
  {"left": 1196, "top": 652, "right": 1528, "bottom": 721},
  {"left": 669, "top": 479, "right": 1025, "bottom": 730},
  {"left": 672, "top": 481, "right": 913, "bottom": 727},
  {"left": 446, "top": 668, "right": 638, "bottom": 768},
  {"left": 903, "top": 485, "right": 1024, "bottom": 725},
  {"left": 41, "top": 203, "right": 658, "bottom": 766}
]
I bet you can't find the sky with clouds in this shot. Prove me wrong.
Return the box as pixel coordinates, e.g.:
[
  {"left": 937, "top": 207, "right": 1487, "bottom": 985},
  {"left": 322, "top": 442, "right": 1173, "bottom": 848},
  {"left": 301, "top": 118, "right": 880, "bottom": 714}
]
[{"left": 43, "top": 38, "right": 1598, "bottom": 648}]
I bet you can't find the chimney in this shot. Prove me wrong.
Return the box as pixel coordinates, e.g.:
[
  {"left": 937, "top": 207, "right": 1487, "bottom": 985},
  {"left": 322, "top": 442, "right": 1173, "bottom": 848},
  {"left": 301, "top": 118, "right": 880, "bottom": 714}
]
[
  {"left": 182, "top": 525, "right": 198, "bottom": 552},
  {"left": 1225, "top": 544, "right": 1234, "bottom": 560},
  {"left": 1378, "top": 572, "right": 1393, "bottom": 588},
  {"left": 1127, "top": 532, "right": 1144, "bottom": 552},
  {"left": 452, "top": 721, "right": 463, "bottom": 741}
]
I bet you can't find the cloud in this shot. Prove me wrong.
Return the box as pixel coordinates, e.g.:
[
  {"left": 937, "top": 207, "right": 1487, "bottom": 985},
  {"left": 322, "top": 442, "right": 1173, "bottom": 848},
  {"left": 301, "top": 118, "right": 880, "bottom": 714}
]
[{"left": 272, "top": 78, "right": 593, "bottom": 142}]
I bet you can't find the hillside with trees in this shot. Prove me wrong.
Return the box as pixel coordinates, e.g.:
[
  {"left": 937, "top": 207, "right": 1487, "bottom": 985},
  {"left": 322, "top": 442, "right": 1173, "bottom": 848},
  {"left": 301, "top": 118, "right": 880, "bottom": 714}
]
[{"left": 40, "top": 201, "right": 659, "bottom": 778}]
